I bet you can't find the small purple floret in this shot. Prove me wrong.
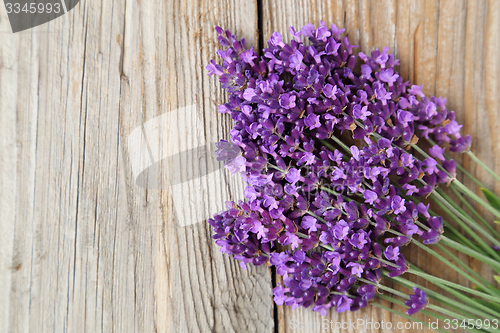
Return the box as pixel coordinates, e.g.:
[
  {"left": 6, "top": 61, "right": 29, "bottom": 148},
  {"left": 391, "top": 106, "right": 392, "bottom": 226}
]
[{"left": 404, "top": 288, "right": 428, "bottom": 315}]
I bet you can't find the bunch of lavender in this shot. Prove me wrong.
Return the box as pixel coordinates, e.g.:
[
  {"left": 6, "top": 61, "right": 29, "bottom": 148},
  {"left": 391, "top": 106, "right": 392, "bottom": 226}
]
[{"left": 207, "top": 22, "right": 500, "bottom": 331}]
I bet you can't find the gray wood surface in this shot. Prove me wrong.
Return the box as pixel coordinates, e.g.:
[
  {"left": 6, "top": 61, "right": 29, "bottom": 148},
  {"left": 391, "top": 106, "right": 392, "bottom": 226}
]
[
  {"left": 1, "top": 0, "right": 499, "bottom": 332},
  {"left": 0, "top": 1, "right": 271, "bottom": 332}
]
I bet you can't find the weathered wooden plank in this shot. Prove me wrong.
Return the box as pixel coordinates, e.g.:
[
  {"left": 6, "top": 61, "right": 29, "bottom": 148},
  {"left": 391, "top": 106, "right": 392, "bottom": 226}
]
[
  {"left": 0, "top": 12, "right": 20, "bottom": 333},
  {"left": 2, "top": 0, "right": 499, "bottom": 332},
  {"left": 149, "top": 2, "right": 274, "bottom": 331},
  {"left": 0, "top": 0, "right": 274, "bottom": 332},
  {"left": 261, "top": 1, "right": 500, "bottom": 332}
]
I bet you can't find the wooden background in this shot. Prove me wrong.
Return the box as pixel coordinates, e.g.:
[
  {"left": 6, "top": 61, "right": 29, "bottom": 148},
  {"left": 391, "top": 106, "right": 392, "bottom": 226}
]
[{"left": 1, "top": 0, "right": 499, "bottom": 332}]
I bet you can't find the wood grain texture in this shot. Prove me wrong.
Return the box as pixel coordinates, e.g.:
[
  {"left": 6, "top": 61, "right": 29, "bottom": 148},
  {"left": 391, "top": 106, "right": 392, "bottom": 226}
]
[
  {"left": 0, "top": 0, "right": 273, "bottom": 332},
  {"left": 261, "top": 0, "right": 500, "bottom": 332},
  {"left": 1, "top": 0, "right": 500, "bottom": 332}
]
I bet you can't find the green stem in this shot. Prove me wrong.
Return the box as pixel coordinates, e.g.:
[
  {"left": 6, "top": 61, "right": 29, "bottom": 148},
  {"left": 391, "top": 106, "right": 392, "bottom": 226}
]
[
  {"left": 423, "top": 138, "right": 481, "bottom": 188},
  {"left": 434, "top": 187, "right": 500, "bottom": 260},
  {"left": 429, "top": 192, "right": 490, "bottom": 255},
  {"left": 467, "top": 150, "right": 500, "bottom": 184},
  {"left": 316, "top": 190, "right": 500, "bottom": 282},
  {"left": 319, "top": 170, "right": 500, "bottom": 284},
  {"left": 407, "top": 266, "right": 500, "bottom": 320},
  {"left": 452, "top": 180, "right": 500, "bottom": 220},
  {"left": 375, "top": 293, "right": 449, "bottom": 322},
  {"left": 363, "top": 204, "right": 499, "bottom": 293},
  {"left": 442, "top": 223, "right": 485, "bottom": 254},
  {"left": 443, "top": 223, "right": 484, "bottom": 254},
  {"left": 359, "top": 278, "right": 408, "bottom": 298},
  {"left": 319, "top": 185, "right": 339, "bottom": 197},
  {"left": 387, "top": 275, "right": 500, "bottom": 333},
  {"left": 439, "top": 235, "right": 500, "bottom": 273},
  {"left": 327, "top": 134, "right": 351, "bottom": 153},
  {"left": 372, "top": 298, "right": 451, "bottom": 333},
  {"left": 414, "top": 220, "right": 500, "bottom": 293},
  {"left": 306, "top": 211, "right": 500, "bottom": 301},
  {"left": 340, "top": 181, "right": 497, "bottom": 267},
  {"left": 375, "top": 294, "right": 484, "bottom": 333},
  {"left": 443, "top": 151, "right": 483, "bottom": 188},
  {"left": 429, "top": 189, "right": 500, "bottom": 260},
  {"left": 368, "top": 124, "right": 499, "bottom": 225},
  {"left": 408, "top": 140, "right": 500, "bottom": 233},
  {"left": 434, "top": 243, "right": 500, "bottom": 297},
  {"left": 318, "top": 138, "right": 339, "bottom": 154},
  {"left": 449, "top": 185, "right": 500, "bottom": 240},
  {"left": 365, "top": 211, "right": 499, "bottom": 298},
  {"left": 378, "top": 256, "right": 500, "bottom": 303},
  {"left": 360, "top": 136, "right": 499, "bottom": 259},
  {"left": 321, "top": 136, "right": 499, "bottom": 256},
  {"left": 362, "top": 278, "right": 489, "bottom": 326},
  {"left": 408, "top": 267, "right": 500, "bottom": 304},
  {"left": 376, "top": 295, "right": 492, "bottom": 333},
  {"left": 386, "top": 275, "right": 477, "bottom": 318},
  {"left": 385, "top": 226, "right": 499, "bottom": 289},
  {"left": 392, "top": 180, "right": 485, "bottom": 254}
]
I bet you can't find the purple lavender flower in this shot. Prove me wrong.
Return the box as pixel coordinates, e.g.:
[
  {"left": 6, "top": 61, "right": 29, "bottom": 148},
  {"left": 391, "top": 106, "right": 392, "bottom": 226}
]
[
  {"left": 289, "top": 26, "right": 302, "bottom": 41},
  {"left": 391, "top": 196, "right": 406, "bottom": 215},
  {"left": 243, "top": 88, "right": 257, "bottom": 101},
  {"left": 323, "top": 83, "right": 338, "bottom": 99},
  {"left": 285, "top": 168, "right": 301, "bottom": 184},
  {"left": 423, "top": 158, "right": 439, "bottom": 175},
  {"left": 427, "top": 216, "right": 443, "bottom": 231},
  {"left": 225, "top": 156, "right": 246, "bottom": 175},
  {"left": 404, "top": 287, "right": 428, "bottom": 315},
  {"left": 346, "top": 262, "right": 364, "bottom": 277},
  {"left": 349, "top": 231, "right": 368, "bottom": 249},
  {"left": 361, "top": 65, "right": 372, "bottom": 79},
  {"left": 332, "top": 220, "right": 349, "bottom": 240},
  {"left": 301, "top": 216, "right": 319, "bottom": 232},
  {"left": 352, "top": 105, "right": 371, "bottom": 121},
  {"left": 408, "top": 85, "right": 425, "bottom": 98},
  {"left": 397, "top": 110, "right": 414, "bottom": 126},
  {"left": 270, "top": 252, "right": 291, "bottom": 266},
  {"left": 400, "top": 153, "right": 414, "bottom": 167},
  {"left": 273, "top": 284, "right": 288, "bottom": 305},
  {"left": 375, "top": 86, "right": 392, "bottom": 105},
  {"left": 269, "top": 32, "right": 285, "bottom": 47},
  {"left": 206, "top": 60, "right": 224, "bottom": 76},
  {"left": 402, "top": 184, "right": 418, "bottom": 196},
  {"left": 363, "top": 190, "right": 378, "bottom": 205},
  {"left": 279, "top": 93, "right": 296, "bottom": 109},
  {"left": 315, "top": 25, "right": 331, "bottom": 41},
  {"left": 299, "top": 152, "right": 316, "bottom": 166},
  {"left": 215, "top": 140, "right": 241, "bottom": 162},
  {"left": 304, "top": 113, "right": 321, "bottom": 129},
  {"left": 335, "top": 295, "right": 353, "bottom": 313},
  {"left": 384, "top": 245, "right": 400, "bottom": 261},
  {"left": 301, "top": 23, "right": 316, "bottom": 37},
  {"left": 293, "top": 250, "right": 306, "bottom": 264},
  {"left": 289, "top": 50, "right": 304, "bottom": 71},
  {"left": 330, "top": 22, "right": 345, "bottom": 37},
  {"left": 429, "top": 145, "right": 446, "bottom": 161},
  {"left": 207, "top": 22, "right": 474, "bottom": 317},
  {"left": 240, "top": 48, "right": 257, "bottom": 65},
  {"left": 379, "top": 68, "right": 398, "bottom": 86},
  {"left": 420, "top": 228, "right": 441, "bottom": 245}
]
